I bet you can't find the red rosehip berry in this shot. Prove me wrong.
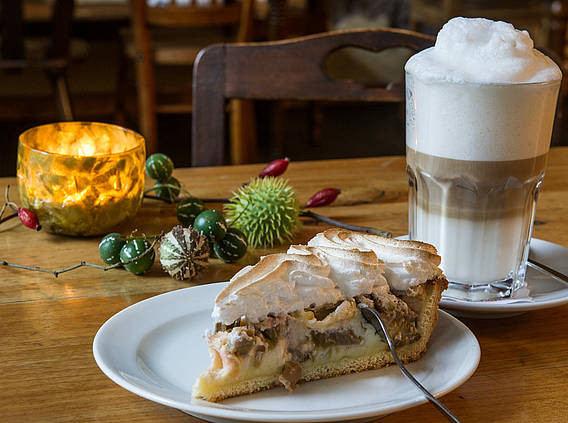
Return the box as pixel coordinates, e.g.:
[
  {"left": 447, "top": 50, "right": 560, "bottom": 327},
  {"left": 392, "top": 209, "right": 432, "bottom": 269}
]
[
  {"left": 306, "top": 188, "right": 341, "bottom": 208},
  {"left": 259, "top": 158, "right": 289, "bottom": 178},
  {"left": 18, "top": 207, "right": 41, "bottom": 231}
]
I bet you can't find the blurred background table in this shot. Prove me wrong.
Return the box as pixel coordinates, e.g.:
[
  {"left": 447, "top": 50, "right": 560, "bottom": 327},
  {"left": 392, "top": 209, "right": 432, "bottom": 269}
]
[{"left": 1, "top": 147, "right": 568, "bottom": 422}]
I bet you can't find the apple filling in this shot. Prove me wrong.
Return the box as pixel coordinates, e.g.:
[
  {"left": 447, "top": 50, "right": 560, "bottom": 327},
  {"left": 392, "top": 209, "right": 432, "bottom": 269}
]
[{"left": 194, "top": 287, "right": 423, "bottom": 398}]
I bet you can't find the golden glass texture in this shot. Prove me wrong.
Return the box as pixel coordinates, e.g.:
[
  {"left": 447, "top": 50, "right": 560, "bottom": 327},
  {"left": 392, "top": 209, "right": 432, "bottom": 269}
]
[{"left": 17, "top": 122, "right": 145, "bottom": 236}]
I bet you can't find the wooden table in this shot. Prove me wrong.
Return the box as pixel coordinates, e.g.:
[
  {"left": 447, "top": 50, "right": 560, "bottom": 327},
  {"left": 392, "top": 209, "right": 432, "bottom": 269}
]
[{"left": 2, "top": 148, "right": 568, "bottom": 422}]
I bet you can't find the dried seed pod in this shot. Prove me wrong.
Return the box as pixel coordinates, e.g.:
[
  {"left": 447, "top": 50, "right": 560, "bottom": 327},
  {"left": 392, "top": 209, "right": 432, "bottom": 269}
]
[
  {"left": 306, "top": 188, "right": 341, "bottom": 208},
  {"left": 159, "top": 226, "right": 209, "bottom": 280},
  {"left": 259, "top": 157, "right": 289, "bottom": 178}
]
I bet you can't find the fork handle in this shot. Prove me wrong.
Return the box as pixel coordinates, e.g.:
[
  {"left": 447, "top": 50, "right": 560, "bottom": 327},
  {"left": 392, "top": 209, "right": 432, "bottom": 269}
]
[
  {"left": 358, "top": 304, "right": 462, "bottom": 423},
  {"left": 396, "top": 358, "right": 461, "bottom": 423}
]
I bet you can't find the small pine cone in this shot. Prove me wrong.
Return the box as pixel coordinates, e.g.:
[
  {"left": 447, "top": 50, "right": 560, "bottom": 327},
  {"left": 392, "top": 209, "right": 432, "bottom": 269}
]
[{"left": 158, "top": 226, "right": 209, "bottom": 281}]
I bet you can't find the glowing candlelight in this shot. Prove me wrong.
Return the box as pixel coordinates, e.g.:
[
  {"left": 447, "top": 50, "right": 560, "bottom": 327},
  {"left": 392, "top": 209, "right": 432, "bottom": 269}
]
[{"left": 17, "top": 122, "right": 146, "bottom": 236}]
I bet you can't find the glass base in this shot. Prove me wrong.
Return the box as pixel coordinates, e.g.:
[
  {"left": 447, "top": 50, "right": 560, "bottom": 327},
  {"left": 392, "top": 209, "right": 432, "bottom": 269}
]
[{"left": 443, "top": 277, "right": 521, "bottom": 302}]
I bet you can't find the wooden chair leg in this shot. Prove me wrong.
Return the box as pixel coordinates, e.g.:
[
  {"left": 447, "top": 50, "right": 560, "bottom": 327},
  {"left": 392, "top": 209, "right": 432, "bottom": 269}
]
[
  {"left": 133, "top": 51, "right": 158, "bottom": 154},
  {"left": 53, "top": 72, "right": 73, "bottom": 121},
  {"left": 131, "top": 0, "right": 158, "bottom": 154},
  {"left": 230, "top": 99, "right": 257, "bottom": 164},
  {"left": 114, "top": 37, "right": 129, "bottom": 127},
  {"left": 272, "top": 101, "right": 286, "bottom": 159},
  {"left": 311, "top": 101, "right": 324, "bottom": 145}
]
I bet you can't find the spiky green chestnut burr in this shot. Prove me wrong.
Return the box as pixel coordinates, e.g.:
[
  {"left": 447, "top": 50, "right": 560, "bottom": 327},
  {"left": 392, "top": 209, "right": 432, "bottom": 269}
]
[{"left": 224, "top": 177, "right": 300, "bottom": 248}]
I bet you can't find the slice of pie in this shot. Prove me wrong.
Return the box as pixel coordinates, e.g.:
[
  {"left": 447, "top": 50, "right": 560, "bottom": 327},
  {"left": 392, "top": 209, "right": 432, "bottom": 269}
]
[{"left": 193, "top": 229, "right": 448, "bottom": 402}]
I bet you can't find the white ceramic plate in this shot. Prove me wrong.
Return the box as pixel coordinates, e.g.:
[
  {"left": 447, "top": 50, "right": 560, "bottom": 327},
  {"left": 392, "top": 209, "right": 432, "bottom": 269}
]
[{"left": 93, "top": 283, "right": 480, "bottom": 423}]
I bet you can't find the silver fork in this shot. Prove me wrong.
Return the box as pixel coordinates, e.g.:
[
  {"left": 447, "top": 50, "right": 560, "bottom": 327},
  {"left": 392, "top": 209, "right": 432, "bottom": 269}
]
[{"left": 357, "top": 303, "right": 462, "bottom": 423}]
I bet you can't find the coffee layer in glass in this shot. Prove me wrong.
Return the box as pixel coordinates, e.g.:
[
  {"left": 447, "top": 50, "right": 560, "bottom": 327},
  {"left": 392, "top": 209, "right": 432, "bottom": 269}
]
[{"left": 406, "top": 76, "right": 560, "bottom": 299}]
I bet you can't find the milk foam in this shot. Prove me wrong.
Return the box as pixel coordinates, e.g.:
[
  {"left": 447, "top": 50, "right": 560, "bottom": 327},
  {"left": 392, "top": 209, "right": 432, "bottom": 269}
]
[
  {"left": 405, "top": 18, "right": 561, "bottom": 161},
  {"left": 405, "top": 17, "right": 561, "bottom": 84}
]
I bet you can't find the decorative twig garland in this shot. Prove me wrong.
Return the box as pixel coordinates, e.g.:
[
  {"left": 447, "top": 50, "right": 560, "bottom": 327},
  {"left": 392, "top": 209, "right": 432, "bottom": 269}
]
[
  {"left": 0, "top": 155, "right": 392, "bottom": 280},
  {"left": 1, "top": 233, "right": 162, "bottom": 277},
  {"left": 143, "top": 186, "right": 393, "bottom": 238},
  {"left": 143, "top": 194, "right": 228, "bottom": 204},
  {"left": 299, "top": 210, "right": 391, "bottom": 237},
  {"left": 0, "top": 212, "right": 18, "bottom": 225},
  {"left": 0, "top": 185, "right": 41, "bottom": 230}
]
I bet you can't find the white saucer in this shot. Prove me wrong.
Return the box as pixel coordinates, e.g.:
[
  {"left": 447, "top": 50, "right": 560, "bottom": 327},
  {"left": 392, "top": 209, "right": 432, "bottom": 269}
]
[
  {"left": 399, "top": 236, "right": 568, "bottom": 318},
  {"left": 93, "top": 283, "right": 480, "bottom": 423}
]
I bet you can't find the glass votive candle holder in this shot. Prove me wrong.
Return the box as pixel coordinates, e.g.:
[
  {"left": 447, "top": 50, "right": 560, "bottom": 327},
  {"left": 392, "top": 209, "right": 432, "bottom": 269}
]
[{"left": 17, "top": 122, "right": 146, "bottom": 236}]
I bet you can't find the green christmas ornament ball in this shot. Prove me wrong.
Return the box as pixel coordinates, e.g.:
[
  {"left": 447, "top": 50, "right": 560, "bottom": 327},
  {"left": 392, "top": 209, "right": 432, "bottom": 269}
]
[
  {"left": 99, "top": 233, "right": 126, "bottom": 265},
  {"left": 214, "top": 228, "right": 248, "bottom": 263},
  {"left": 145, "top": 153, "right": 174, "bottom": 181},
  {"left": 176, "top": 197, "right": 206, "bottom": 226},
  {"left": 153, "top": 176, "right": 181, "bottom": 201},
  {"left": 194, "top": 209, "right": 227, "bottom": 242},
  {"left": 224, "top": 177, "right": 300, "bottom": 248},
  {"left": 120, "top": 239, "right": 155, "bottom": 275}
]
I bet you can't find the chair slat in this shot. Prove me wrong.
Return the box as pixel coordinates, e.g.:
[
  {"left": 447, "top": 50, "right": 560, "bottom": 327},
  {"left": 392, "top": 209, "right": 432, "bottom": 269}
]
[{"left": 192, "top": 28, "right": 434, "bottom": 166}]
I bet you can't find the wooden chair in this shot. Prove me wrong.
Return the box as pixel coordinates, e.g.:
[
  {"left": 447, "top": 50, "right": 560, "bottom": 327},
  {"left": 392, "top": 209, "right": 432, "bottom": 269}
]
[
  {"left": 126, "top": 0, "right": 254, "bottom": 155},
  {"left": 191, "top": 28, "right": 434, "bottom": 166},
  {"left": 0, "top": 0, "right": 76, "bottom": 121}
]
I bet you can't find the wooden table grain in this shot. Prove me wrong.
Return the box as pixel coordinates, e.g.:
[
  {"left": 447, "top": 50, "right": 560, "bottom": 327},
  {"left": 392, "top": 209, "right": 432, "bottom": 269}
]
[{"left": 2, "top": 148, "right": 568, "bottom": 422}]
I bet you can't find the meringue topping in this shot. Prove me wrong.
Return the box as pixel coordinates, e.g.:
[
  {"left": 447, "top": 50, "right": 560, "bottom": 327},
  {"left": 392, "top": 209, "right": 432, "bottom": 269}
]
[
  {"left": 212, "top": 229, "right": 443, "bottom": 324},
  {"left": 308, "top": 229, "right": 442, "bottom": 292},
  {"left": 212, "top": 252, "right": 344, "bottom": 324},
  {"left": 288, "top": 244, "right": 387, "bottom": 299}
]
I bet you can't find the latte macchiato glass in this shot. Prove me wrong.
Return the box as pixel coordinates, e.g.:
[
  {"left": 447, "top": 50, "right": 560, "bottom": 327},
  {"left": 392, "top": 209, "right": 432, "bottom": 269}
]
[{"left": 404, "top": 18, "right": 562, "bottom": 300}]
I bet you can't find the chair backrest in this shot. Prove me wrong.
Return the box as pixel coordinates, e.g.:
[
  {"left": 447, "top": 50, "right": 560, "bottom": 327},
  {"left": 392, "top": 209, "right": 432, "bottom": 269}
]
[
  {"left": 191, "top": 28, "right": 434, "bottom": 166},
  {"left": 0, "top": 0, "right": 74, "bottom": 68}
]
